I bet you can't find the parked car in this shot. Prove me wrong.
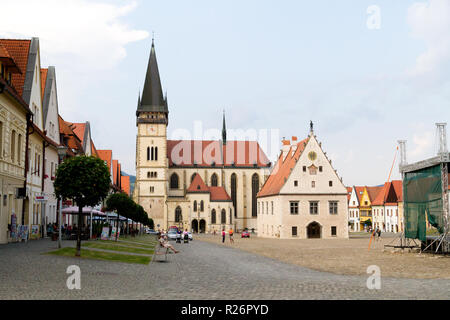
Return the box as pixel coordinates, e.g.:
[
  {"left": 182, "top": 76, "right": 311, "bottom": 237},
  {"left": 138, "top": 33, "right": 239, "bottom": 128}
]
[
  {"left": 167, "top": 230, "right": 178, "bottom": 241},
  {"left": 146, "top": 229, "right": 158, "bottom": 235},
  {"left": 241, "top": 230, "right": 250, "bottom": 238}
]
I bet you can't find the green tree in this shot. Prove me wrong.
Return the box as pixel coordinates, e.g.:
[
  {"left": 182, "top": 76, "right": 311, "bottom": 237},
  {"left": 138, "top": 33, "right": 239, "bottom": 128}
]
[
  {"left": 106, "top": 192, "right": 134, "bottom": 240},
  {"left": 54, "top": 156, "right": 110, "bottom": 256}
]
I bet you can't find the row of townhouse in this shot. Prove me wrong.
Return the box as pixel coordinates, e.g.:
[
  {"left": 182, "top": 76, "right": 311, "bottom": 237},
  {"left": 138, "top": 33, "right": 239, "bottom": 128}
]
[
  {"left": 347, "top": 181, "right": 404, "bottom": 233},
  {"left": 0, "top": 37, "right": 130, "bottom": 244}
]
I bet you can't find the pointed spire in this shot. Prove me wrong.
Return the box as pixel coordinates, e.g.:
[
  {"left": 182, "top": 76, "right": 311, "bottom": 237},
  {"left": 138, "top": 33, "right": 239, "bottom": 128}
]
[
  {"left": 138, "top": 38, "right": 168, "bottom": 114},
  {"left": 222, "top": 109, "right": 227, "bottom": 145}
]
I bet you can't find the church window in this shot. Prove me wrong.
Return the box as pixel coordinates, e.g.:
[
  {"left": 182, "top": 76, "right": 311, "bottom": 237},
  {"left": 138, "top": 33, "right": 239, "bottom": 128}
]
[
  {"left": 211, "top": 173, "right": 218, "bottom": 187},
  {"left": 221, "top": 209, "right": 226, "bottom": 224},
  {"left": 193, "top": 201, "right": 197, "bottom": 212},
  {"left": 170, "top": 173, "right": 179, "bottom": 189},
  {"left": 175, "top": 206, "right": 182, "bottom": 222},
  {"left": 251, "top": 174, "right": 259, "bottom": 217},
  {"left": 231, "top": 173, "right": 237, "bottom": 218},
  {"left": 229, "top": 208, "right": 232, "bottom": 224},
  {"left": 155, "top": 147, "right": 158, "bottom": 161},
  {"left": 311, "top": 181, "right": 315, "bottom": 188},
  {"left": 200, "top": 200, "right": 204, "bottom": 212},
  {"left": 150, "top": 147, "right": 154, "bottom": 161},
  {"left": 211, "top": 209, "right": 216, "bottom": 224}
]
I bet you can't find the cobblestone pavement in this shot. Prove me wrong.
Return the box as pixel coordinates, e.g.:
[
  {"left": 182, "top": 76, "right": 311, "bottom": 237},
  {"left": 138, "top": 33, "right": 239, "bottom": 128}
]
[{"left": 0, "top": 238, "right": 449, "bottom": 300}]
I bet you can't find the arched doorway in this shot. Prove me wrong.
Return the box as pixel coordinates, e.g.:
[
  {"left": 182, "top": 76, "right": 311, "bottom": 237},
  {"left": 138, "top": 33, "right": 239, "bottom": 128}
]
[
  {"left": 199, "top": 219, "right": 206, "bottom": 233},
  {"left": 192, "top": 219, "right": 198, "bottom": 233},
  {"left": 307, "top": 222, "right": 321, "bottom": 239}
]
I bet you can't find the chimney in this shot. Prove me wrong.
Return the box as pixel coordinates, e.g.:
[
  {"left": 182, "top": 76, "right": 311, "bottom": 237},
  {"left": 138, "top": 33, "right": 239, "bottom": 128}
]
[{"left": 281, "top": 138, "right": 291, "bottom": 161}]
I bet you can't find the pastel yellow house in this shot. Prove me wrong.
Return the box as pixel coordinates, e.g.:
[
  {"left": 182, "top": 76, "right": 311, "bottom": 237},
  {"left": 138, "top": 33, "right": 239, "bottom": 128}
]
[{"left": 359, "top": 186, "right": 383, "bottom": 231}]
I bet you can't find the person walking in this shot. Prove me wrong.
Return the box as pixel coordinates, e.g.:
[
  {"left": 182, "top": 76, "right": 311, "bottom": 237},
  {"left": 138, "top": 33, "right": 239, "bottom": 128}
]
[
  {"left": 221, "top": 229, "right": 226, "bottom": 243},
  {"left": 377, "top": 227, "right": 381, "bottom": 240},
  {"left": 229, "top": 228, "right": 234, "bottom": 244}
]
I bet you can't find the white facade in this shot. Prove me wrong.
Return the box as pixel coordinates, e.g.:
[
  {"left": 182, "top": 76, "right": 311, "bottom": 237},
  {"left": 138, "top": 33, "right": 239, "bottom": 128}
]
[{"left": 348, "top": 187, "right": 360, "bottom": 232}]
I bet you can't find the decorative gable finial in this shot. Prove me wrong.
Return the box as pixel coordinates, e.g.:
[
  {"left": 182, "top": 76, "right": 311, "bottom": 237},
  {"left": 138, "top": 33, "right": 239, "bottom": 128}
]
[{"left": 310, "top": 120, "right": 314, "bottom": 134}]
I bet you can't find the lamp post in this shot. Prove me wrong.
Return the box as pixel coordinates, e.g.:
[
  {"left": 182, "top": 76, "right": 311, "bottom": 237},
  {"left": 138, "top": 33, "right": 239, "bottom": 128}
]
[{"left": 57, "top": 146, "right": 67, "bottom": 248}]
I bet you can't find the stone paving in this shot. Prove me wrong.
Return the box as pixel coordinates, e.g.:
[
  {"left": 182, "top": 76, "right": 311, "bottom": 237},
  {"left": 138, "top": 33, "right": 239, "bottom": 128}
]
[{"left": 0, "top": 238, "right": 449, "bottom": 300}]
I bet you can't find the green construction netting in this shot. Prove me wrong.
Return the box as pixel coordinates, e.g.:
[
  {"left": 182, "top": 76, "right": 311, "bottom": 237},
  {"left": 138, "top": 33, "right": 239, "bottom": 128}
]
[{"left": 404, "top": 164, "right": 445, "bottom": 241}]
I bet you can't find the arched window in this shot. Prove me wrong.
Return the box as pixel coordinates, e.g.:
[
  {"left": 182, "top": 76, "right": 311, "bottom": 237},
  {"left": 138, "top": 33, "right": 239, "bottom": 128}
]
[
  {"left": 0, "top": 122, "right": 3, "bottom": 157},
  {"left": 231, "top": 173, "right": 237, "bottom": 217},
  {"left": 200, "top": 200, "right": 204, "bottom": 212},
  {"left": 252, "top": 173, "right": 259, "bottom": 217},
  {"left": 229, "top": 208, "right": 232, "bottom": 224},
  {"left": 211, "top": 173, "right": 218, "bottom": 187},
  {"left": 147, "top": 147, "right": 150, "bottom": 161},
  {"left": 175, "top": 206, "right": 182, "bottom": 222},
  {"left": 147, "top": 172, "right": 151, "bottom": 178},
  {"left": 211, "top": 209, "right": 216, "bottom": 224},
  {"left": 191, "top": 173, "right": 197, "bottom": 183},
  {"left": 170, "top": 173, "right": 179, "bottom": 189},
  {"left": 155, "top": 147, "right": 158, "bottom": 161},
  {"left": 151, "top": 147, "right": 154, "bottom": 161},
  {"left": 193, "top": 201, "right": 197, "bottom": 212},
  {"left": 221, "top": 209, "right": 226, "bottom": 224}
]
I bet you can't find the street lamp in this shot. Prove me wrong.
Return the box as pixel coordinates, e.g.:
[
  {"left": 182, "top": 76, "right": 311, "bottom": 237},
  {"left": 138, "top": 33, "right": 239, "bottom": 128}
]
[{"left": 57, "top": 146, "right": 67, "bottom": 248}]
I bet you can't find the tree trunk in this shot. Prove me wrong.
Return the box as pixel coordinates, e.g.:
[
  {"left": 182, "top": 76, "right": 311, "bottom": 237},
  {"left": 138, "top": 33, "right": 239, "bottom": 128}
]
[{"left": 76, "top": 204, "right": 83, "bottom": 257}]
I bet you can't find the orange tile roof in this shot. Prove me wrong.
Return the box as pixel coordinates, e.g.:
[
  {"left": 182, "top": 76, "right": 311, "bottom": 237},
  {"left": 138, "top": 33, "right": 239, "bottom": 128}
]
[
  {"left": 112, "top": 160, "right": 119, "bottom": 186},
  {"left": 121, "top": 176, "right": 130, "bottom": 196},
  {"left": 90, "top": 140, "right": 98, "bottom": 157},
  {"left": 187, "top": 174, "right": 209, "bottom": 193},
  {"left": 257, "top": 138, "right": 309, "bottom": 197},
  {"left": 346, "top": 187, "right": 353, "bottom": 202},
  {"left": 58, "top": 115, "right": 83, "bottom": 155},
  {"left": 391, "top": 180, "right": 403, "bottom": 202},
  {"left": 366, "top": 186, "right": 383, "bottom": 203},
  {"left": 40, "top": 68, "right": 47, "bottom": 101},
  {"left": 167, "top": 140, "right": 270, "bottom": 168},
  {"left": 97, "top": 150, "right": 112, "bottom": 171},
  {"left": 372, "top": 183, "right": 389, "bottom": 206},
  {"left": 0, "top": 39, "right": 31, "bottom": 96},
  {"left": 70, "top": 123, "right": 86, "bottom": 143},
  {"left": 209, "top": 186, "right": 231, "bottom": 201},
  {"left": 186, "top": 174, "right": 231, "bottom": 201}
]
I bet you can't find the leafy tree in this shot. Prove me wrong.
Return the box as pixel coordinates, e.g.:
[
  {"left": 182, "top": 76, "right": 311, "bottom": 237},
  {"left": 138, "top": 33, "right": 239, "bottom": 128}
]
[
  {"left": 106, "top": 192, "right": 135, "bottom": 240},
  {"left": 54, "top": 156, "right": 110, "bottom": 256}
]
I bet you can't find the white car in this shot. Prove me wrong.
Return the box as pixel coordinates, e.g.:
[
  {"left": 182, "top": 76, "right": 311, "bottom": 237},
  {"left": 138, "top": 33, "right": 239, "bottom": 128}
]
[{"left": 167, "top": 230, "right": 178, "bottom": 241}]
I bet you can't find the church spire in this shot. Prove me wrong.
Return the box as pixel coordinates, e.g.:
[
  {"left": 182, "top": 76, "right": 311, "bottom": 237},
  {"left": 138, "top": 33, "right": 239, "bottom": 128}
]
[
  {"left": 137, "top": 38, "right": 168, "bottom": 115},
  {"left": 222, "top": 110, "right": 227, "bottom": 145}
]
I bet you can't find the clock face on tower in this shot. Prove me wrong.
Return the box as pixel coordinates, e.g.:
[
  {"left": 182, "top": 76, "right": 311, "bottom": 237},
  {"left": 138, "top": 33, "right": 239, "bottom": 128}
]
[{"left": 308, "top": 151, "right": 317, "bottom": 161}]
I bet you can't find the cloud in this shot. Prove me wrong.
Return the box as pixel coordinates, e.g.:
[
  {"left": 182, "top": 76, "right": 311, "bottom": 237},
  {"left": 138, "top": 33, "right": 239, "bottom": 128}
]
[
  {"left": 410, "top": 130, "right": 433, "bottom": 157},
  {"left": 407, "top": 0, "right": 450, "bottom": 78},
  {"left": 0, "top": 0, "right": 149, "bottom": 70}
]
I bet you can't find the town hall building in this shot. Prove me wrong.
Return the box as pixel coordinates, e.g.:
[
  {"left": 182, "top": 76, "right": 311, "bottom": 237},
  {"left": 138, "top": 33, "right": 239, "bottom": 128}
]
[{"left": 133, "top": 40, "right": 271, "bottom": 233}]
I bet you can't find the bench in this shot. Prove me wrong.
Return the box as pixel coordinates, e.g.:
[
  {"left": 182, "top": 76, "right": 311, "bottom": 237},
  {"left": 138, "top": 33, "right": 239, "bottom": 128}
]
[{"left": 154, "top": 243, "right": 169, "bottom": 261}]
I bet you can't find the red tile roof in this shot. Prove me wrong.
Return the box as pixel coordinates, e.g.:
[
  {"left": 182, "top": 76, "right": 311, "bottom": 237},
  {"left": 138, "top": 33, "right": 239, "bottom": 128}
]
[
  {"left": 0, "top": 39, "right": 31, "bottom": 96},
  {"left": 257, "top": 138, "right": 309, "bottom": 197},
  {"left": 90, "top": 140, "right": 98, "bottom": 157},
  {"left": 70, "top": 123, "right": 86, "bottom": 143},
  {"left": 186, "top": 174, "right": 231, "bottom": 201},
  {"left": 366, "top": 186, "right": 383, "bottom": 203},
  {"left": 391, "top": 180, "right": 403, "bottom": 202},
  {"left": 97, "top": 150, "right": 112, "bottom": 171},
  {"left": 0, "top": 43, "right": 21, "bottom": 74},
  {"left": 187, "top": 173, "right": 209, "bottom": 193},
  {"left": 355, "top": 186, "right": 365, "bottom": 203},
  {"left": 167, "top": 140, "right": 270, "bottom": 168},
  {"left": 210, "top": 186, "right": 231, "bottom": 201},
  {"left": 371, "top": 183, "right": 389, "bottom": 206},
  {"left": 346, "top": 187, "right": 353, "bottom": 202},
  {"left": 40, "top": 68, "right": 47, "bottom": 101},
  {"left": 121, "top": 176, "right": 130, "bottom": 196},
  {"left": 58, "top": 115, "right": 83, "bottom": 155},
  {"left": 112, "top": 160, "right": 119, "bottom": 186}
]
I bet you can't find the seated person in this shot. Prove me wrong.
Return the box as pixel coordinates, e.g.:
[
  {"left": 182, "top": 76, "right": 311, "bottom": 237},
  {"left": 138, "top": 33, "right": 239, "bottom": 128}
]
[{"left": 158, "top": 235, "right": 179, "bottom": 254}]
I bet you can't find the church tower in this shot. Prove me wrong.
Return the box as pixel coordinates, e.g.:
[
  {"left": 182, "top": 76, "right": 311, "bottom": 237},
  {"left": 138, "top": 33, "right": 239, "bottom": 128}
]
[{"left": 136, "top": 39, "right": 169, "bottom": 230}]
